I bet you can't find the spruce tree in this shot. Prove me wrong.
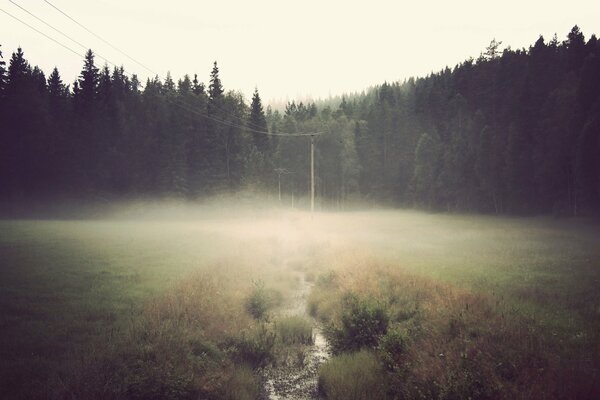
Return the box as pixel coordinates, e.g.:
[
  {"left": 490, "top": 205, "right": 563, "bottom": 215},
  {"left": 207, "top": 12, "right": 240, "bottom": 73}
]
[
  {"left": 1, "top": 47, "right": 31, "bottom": 195},
  {"left": 206, "top": 61, "right": 225, "bottom": 187},
  {"left": 6, "top": 47, "right": 30, "bottom": 96},
  {"left": 247, "top": 88, "right": 271, "bottom": 187},
  {"left": 249, "top": 88, "right": 269, "bottom": 150},
  {"left": 192, "top": 73, "right": 204, "bottom": 95},
  {"left": 208, "top": 61, "right": 223, "bottom": 103},
  {"left": 0, "top": 44, "right": 7, "bottom": 94},
  {"left": 47, "top": 67, "right": 65, "bottom": 97},
  {"left": 77, "top": 49, "right": 99, "bottom": 113}
]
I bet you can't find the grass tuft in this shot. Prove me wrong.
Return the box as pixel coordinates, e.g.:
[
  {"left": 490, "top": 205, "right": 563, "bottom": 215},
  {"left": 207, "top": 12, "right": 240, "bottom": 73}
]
[
  {"left": 318, "top": 350, "right": 387, "bottom": 400},
  {"left": 275, "top": 315, "right": 313, "bottom": 345}
]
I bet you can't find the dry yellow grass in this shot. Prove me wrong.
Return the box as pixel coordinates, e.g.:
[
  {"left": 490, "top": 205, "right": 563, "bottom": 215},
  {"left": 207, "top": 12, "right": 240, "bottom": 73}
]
[{"left": 308, "top": 248, "right": 600, "bottom": 399}]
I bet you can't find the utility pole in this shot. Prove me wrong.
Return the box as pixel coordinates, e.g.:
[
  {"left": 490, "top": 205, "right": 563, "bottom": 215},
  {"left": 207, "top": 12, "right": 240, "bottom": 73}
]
[
  {"left": 310, "top": 135, "right": 315, "bottom": 213},
  {"left": 264, "top": 131, "right": 322, "bottom": 212},
  {"left": 274, "top": 168, "right": 293, "bottom": 205}
]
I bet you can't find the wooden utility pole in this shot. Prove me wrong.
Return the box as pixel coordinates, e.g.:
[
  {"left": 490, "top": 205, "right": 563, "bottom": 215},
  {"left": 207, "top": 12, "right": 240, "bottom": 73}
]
[
  {"left": 274, "top": 168, "right": 294, "bottom": 205},
  {"left": 310, "top": 135, "right": 315, "bottom": 213},
  {"left": 266, "top": 131, "right": 322, "bottom": 212}
]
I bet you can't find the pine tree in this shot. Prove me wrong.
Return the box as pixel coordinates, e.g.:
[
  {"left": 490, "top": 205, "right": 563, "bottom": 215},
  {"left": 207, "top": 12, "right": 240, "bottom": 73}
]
[
  {"left": 0, "top": 44, "right": 6, "bottom": 93},
  {"left": 192, "top": 73, "right": 204, "bottom": 95},
  {"left": 3, "top": 48, "right": 50, "bottom": 196},
  {"left": 484, "top": 38, "right": 503, "bottom": 60},
  {"left": 97, "top": 64, "right": 112, "bottom": 104},
  {"left": 163, "top": 71, "right": 175, "bottom": 93},
  {"left": 565, "top": 25, "right": 586, "bottom": 71},
  {"left": 6, "top": 47, "right": 30, "bottom": 96},
  {"left": 246, "top": 88, "right": 271, "bottom": 187},
  {"left": 77, "top": 49, "right": 99, "bottom": 113},
  {"left": 47, "top": 67, "right": 65, "bottom": 97},
  {"left": 205, "top": 61, "right": 226, "bottom": 188},
  {"left": 249, "top": 88, "right": 269, "bottom": 150},
  {"left": 208, "top": 61, "right": 224, "bottom": 105},
  {"left": 1, "top": 47, "right": 31, "bottom": 196}
]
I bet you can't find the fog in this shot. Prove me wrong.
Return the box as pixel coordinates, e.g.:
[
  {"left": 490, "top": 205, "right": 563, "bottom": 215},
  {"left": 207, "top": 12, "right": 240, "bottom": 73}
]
[{"left": 2, "top": 194, "right": 600, "bottom": 398}]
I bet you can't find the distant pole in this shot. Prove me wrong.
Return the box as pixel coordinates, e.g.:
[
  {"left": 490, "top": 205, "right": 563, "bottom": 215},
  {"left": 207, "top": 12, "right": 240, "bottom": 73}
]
[
  {"left": 275, "top": 168, "right": 292, "bottom": 205},
  {"left": 310, "top": 135, "right": 315, "bottom": 213}
]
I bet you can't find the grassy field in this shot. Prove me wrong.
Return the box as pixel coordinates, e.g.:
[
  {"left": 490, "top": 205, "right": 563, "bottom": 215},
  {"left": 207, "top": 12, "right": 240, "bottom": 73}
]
[{"left": 0, "top": 208, "right": 599, "bottom": 399}]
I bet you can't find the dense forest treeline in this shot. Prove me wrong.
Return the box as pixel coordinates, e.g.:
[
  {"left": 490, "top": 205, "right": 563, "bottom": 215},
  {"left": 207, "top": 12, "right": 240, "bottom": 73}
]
[{"left": 1, "top": 25, "right": 599, "bottom": 215}]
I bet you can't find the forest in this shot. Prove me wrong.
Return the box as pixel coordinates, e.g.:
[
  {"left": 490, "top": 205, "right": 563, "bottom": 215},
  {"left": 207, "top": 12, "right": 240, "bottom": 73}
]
[{"left": 1, "top": 25, "right": 599, "bottom": 215}]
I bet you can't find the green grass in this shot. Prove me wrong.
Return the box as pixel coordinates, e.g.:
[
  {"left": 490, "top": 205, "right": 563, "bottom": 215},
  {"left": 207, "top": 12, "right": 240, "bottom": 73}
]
[{"left": 1, "top": 210, "right": 599, "bottom": 398}]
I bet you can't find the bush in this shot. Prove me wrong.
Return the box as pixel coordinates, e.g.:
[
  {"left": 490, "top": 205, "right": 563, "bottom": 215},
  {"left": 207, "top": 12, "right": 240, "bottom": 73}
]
[
  {"left": 378, "top": 326, "right": 408, "bottom": 371},
  {"left": 326, "top": 295, "right": 389, "bottom": 354},
  {"left": 318, "top": 350, "right": 387, "bottom": 400},
  {"left": 275, "top": 316, "right": 313, "bottom": 345},
  {"left": 245, "top": 280, "right": 282, "bottom": 320},
  {"left": 224, "top": 324, "right": 276, "bottom": 368},
  {"left": 245, "top": 281, "right": 270, "bottom": 320}
]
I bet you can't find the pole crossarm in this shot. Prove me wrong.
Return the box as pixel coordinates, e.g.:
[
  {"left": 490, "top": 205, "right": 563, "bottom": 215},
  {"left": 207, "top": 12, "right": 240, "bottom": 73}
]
[{"left": 264, "top": 132, "right": 324, "bottom": 137}]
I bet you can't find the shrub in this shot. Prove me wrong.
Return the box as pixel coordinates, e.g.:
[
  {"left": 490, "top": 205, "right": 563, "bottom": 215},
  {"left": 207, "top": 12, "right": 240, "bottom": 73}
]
[
  {"left": 245, "top": 281, "right": 270, "bottom": 320},
  {"left": 318, "top": 350, "right": 387, "bottom": 400},
  {"left": 326, "top": 295, "right": 389, "bottom": 354},
  {"left": 275, "top": 316, "right": 313, "bottom": 345},
  {"left": 245, "top": 280, "right": 282, "bottom": 320},
  {"left": 378, "top": 325, "right": 408, "bottom": 372},
  {"left": 224, "top": 324, "right": 276, "bottom": 368}
]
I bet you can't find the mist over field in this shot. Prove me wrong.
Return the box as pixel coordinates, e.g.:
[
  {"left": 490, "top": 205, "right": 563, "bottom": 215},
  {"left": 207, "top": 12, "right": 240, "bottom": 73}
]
[{"left": 1, "top": 197, "right": 600, "bottom": 399}]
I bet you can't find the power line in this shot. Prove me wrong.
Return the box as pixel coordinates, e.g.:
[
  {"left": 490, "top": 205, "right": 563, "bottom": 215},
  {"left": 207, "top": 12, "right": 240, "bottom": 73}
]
[
  {"left": 0, "top": 7, "right": 83, "bottom": 59},
  {"left": 8, "top": 1, "right": 119, "bottom": 70},
  {"left": 40, "top": 0, "right": 322, "bottom": 137},
  {"left": 4, "top": 2, "right": 322, "bottom": 138},
  {"left": 167, "top": 95, "right": 323, "bottom": 137},
  {"left": 40, "top": 0, "right": 268, "bottom": 131},
  {"left": 4, "top": 3, "right": 324, "bottom": 211},
  {"left": 43, "top": 0, "right": 157, "bottom": 76},
  {"left": 3, "top": 2, "right": 268, "bottom": 135}
]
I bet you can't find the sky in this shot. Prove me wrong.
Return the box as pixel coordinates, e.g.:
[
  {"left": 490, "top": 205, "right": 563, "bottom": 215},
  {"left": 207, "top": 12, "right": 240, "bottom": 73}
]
[{"left": 1, "top": 0, "right": 600, "bottom": 105}]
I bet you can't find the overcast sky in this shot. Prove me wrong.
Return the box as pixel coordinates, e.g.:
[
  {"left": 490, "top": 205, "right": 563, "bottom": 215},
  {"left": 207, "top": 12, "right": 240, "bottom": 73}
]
[{"left": 1, "top": 0, "right": 599, "bottom": 105}]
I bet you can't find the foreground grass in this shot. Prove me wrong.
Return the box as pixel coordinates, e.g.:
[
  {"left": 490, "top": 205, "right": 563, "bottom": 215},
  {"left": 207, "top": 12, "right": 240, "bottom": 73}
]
[
  {"left": 1, "top": 210, "right": 599, "bottom": 399},
  {"left": 0, "top": 218, "right": 302, "bottom": 399},
  {"left": 310, "top": 257, "right": 600, "bottom": 399}
]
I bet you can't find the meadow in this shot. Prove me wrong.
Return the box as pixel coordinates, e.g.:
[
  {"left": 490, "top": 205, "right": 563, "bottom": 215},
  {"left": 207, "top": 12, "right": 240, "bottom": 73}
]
[{"left": 0, "top": 205, "right": 599, "bottom": 399}]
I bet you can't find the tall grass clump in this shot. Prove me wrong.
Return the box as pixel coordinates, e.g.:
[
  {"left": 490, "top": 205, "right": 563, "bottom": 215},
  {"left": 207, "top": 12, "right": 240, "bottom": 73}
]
[
  {"left": 223, "top": 323, "right": 276, "bottom": 368},
  {"left": 318, "top": 350, "right": 387, "bottom": 400},
  {"left": 275, "top": 316, "right": 313, "bottom": 345},
  {"left": 223, "top": 364, "right": 261, "bottom": 400}
]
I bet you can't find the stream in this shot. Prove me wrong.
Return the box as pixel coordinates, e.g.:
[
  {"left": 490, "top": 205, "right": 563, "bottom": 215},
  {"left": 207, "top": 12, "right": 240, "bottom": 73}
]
[{"left": 262, "top": 272, "right": 330, "bottom": 399}]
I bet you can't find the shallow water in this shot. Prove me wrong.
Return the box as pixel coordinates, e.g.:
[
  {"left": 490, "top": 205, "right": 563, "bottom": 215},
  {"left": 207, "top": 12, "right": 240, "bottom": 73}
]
[{"left": 263, "top": 273, "right": 330, "bottom": 400}]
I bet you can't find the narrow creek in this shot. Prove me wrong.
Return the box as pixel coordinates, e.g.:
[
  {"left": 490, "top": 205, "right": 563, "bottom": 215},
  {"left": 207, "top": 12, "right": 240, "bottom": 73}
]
[{"left": 262, "top": 272, "right": 330, "bottom": 399}]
